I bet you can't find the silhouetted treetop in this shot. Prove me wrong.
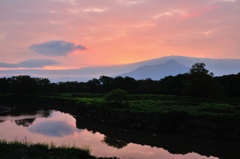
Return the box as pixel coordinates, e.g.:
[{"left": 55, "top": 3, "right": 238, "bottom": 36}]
[
  {"left": 0, "top": 69, "right": 239, "bottom": 96},
  {"left": 183, "top": 63, "right": 223, "bottom": 98},
  {"left": 189, "top": 63, "right": 213, "bottom": 76}
]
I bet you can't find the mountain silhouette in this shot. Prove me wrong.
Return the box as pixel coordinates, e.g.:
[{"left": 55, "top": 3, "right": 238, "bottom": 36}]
[
  {"left": 1, "top": 55, "right": 240, "bottom": 82},
  {"left": 118, "top": 60, "right": 189, "bottom": 80}
]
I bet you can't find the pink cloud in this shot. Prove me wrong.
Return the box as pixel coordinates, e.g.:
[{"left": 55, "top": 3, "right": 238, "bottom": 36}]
[
  {"left": 183, "top": 5, "right": 220, "bottom": 19},
  {"left": 0, "top": 0, "right": 240, "bottom": 70}
]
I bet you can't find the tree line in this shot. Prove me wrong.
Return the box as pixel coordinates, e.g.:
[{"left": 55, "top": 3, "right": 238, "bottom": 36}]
[{"left": 0, "top": 63, "right": 239, "bottom": 97}]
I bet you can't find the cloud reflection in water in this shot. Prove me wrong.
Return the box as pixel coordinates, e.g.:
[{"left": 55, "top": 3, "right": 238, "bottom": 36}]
[{"left": 29, "top": 121, "right": 80, "bottom": 137}]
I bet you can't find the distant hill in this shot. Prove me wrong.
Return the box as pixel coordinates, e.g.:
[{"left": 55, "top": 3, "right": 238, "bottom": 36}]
[
  {"left": 118, "top": 60, "right": 189, "bottom": 80},
  {"left": 0, "top": 55, "right": 240, "bottom": 82}
]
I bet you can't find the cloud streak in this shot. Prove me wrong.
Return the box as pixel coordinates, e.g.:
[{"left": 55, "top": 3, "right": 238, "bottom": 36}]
[
  {"left": 0, "top": 59, "right": 59, "bottom": 68},
  {"left": 83, "top": 8, "right": 109, "bottom": 13},
  {"left": 29, "top": 40, "right": 86, "bottom": 56}
]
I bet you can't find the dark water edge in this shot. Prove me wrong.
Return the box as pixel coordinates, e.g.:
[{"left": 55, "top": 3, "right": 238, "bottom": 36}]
[
  {"left": 74, "top": 105, "right": 240, "bottom": 142},
  {"left": 1, "top": 96, "right": 240, "bottom": 141},
  {"left": 1, "top": 96, "right": 240, "bottom": 159},
  {"left": 75, "top": 116, "right": 240, "bottom": 159}
]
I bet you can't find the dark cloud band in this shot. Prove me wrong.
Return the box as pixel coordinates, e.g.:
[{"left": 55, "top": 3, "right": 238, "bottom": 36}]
[
  {"left": 0, "top": 59, "right": 59, "bottom": 68},
  {"left": 29, "top": 40, "right": 86, "bottom": 56}
]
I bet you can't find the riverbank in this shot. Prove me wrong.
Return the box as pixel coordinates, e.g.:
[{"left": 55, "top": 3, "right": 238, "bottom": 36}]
[
  {"left": 0, "top": 139, "right": 117, "bottom": 159},
  {"left": 75, "top": 103, "right": 240, "bottom": 141},
  {"left": 75, "top": 116, "right": 240, "bottom": 159}
]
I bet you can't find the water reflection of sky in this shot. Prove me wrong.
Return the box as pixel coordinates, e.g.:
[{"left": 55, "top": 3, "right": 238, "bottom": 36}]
[
  {"left": 29, "top": 121, "right": 80, "bottom": 137},
  {"left": 0, "top": 110, "right": 219, "bottom": 159},
  {"left": 27, "top": 111, "right": 80, "bottom": 137}
]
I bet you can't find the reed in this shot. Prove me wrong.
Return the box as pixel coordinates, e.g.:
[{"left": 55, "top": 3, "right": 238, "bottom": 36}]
[{"left": 0, "top": 139, "right": 115, "bottom": 159}]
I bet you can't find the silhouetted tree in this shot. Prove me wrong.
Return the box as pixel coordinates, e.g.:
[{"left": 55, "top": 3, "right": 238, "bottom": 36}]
[
  {"left": 137, "top": 79, "right": 151, "bottom": 94},
  {"left": 136, "top": 78, "right": 159, "bottom": 94},
  {"left": 102, "top": 136, "right": 128, "bottom": 149},
  {"left": 58, "top": 81, "right": 79, "bottom": 93},
  {"left": 124, "top": 76, "right": 137, "bottom": 93},
  {"left": 76, "top": 82, "right": 88, "bottom": 93},
  {"left": 15, "top": 118, "right": 36, "bottom": 127},
  {"left": 8, "top": 75, "right": 38, "bottom": 94},
  {"left": 35, "top": 77, "right": 51, "bottom": 93},
  {"left": 159, "top": 74, "right": 188, "bottom": 95},
  {"left": 99, "top": 75, "right": 114, "bottom": 93},
  {"left": 87, "top": 78, "right": 101, "bottom": 93},
  {"left": 182, "top": 63, "right": 223, "bottom": 98},
  {"left": 2, "top": 71, "right": 239, "bottom": 97},
  {"left": 189, "top": 63, "right": 212, "bottom": 76},
  {"left": 113, "top": 76, "right": 126, "bottom": 90},
  {"left": 215, "top": 73, "right": 240, "bottom": 97},
  {"left": 0, "top": 77, "right": 9, "bottom": 93}
]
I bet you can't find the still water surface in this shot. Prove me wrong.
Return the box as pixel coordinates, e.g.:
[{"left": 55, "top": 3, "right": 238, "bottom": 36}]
[{"left": 0, "top": 109, "right": 234, "bottom": 159}]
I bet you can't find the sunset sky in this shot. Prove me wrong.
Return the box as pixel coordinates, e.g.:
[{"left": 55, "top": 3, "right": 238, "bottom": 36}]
[{"left": 0, "top": 0, "right": 240, "bottom": 70}]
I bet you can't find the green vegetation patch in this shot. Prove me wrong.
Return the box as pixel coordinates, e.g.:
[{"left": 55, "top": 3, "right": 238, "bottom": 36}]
[{"left": 41, "top": 93, "right": 240, "bottom": 119}]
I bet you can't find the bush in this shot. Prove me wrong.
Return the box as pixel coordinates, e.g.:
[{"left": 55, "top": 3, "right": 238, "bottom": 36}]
[{"left": 105, "top": 89, "right": 128, "bottom": 107}]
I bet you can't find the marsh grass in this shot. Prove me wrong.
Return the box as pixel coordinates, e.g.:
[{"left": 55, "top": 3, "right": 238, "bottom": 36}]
[
  {"left": 8, "top": 93, "right": 240, "bottom": 120},
  {"left": 102, "top": 95, "right": 240, "bottom": 119},
  {"left": 0, "top": 139, "right": 113, "bottom": 159}
]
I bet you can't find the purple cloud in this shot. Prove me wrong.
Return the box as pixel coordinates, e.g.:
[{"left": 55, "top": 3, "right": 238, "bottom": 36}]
[{"left": 29, "top": 40, "right": 86, "bottom": 56}]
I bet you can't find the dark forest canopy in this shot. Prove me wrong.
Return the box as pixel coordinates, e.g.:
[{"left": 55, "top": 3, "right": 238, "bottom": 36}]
[{"left": 0, "top": 63, "right": 240, "bottom": 97}]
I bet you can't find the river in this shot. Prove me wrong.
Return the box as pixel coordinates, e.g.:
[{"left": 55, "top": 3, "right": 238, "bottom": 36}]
[{"left": 0, "top": 109, "right": 239, "bottom": 159}]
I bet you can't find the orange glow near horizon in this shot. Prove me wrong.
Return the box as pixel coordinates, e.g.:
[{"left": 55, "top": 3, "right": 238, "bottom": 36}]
[{"left": 0, "top": 0, "right": 240, "bottom": 71}]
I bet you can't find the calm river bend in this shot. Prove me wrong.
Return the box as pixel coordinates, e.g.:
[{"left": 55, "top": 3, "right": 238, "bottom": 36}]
[{"left": 0, "top": 109, "right": 239, "bottom": 159}]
